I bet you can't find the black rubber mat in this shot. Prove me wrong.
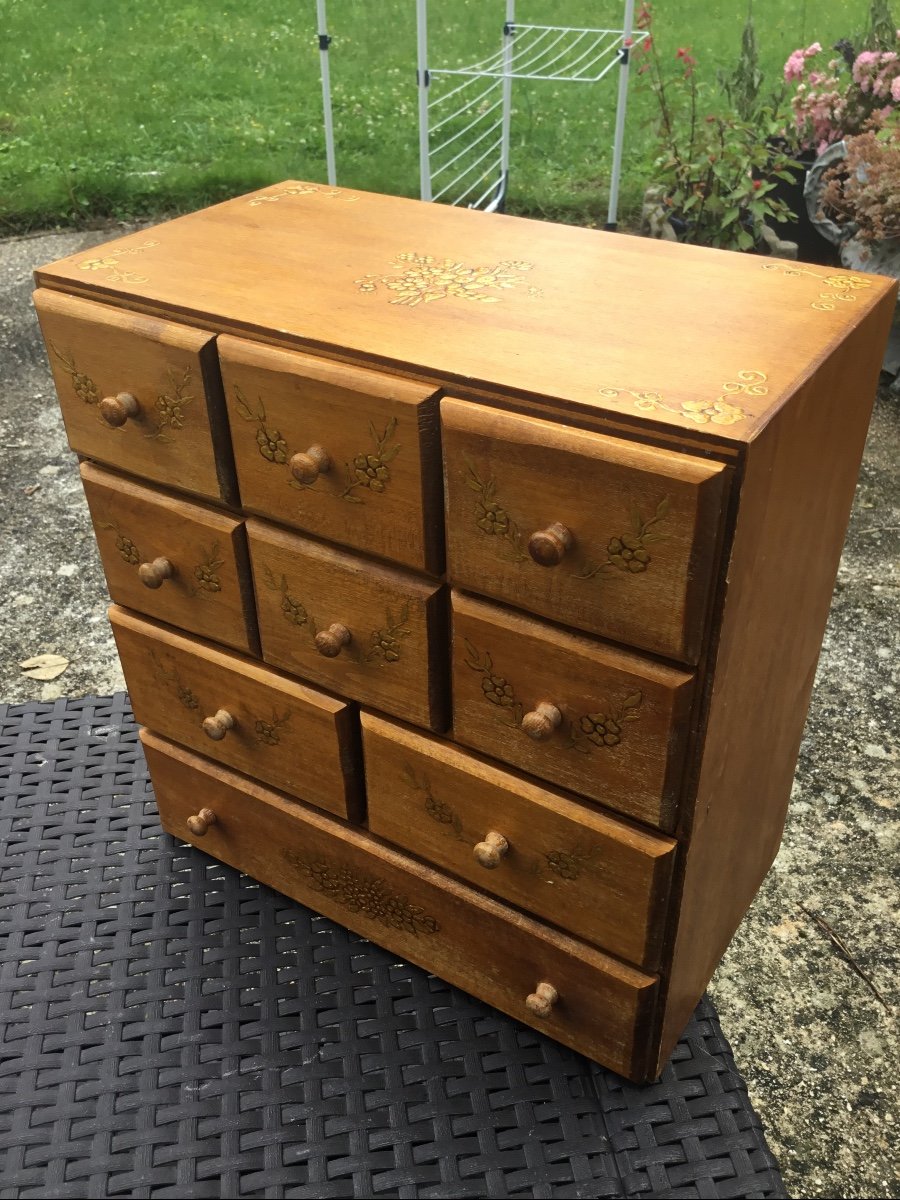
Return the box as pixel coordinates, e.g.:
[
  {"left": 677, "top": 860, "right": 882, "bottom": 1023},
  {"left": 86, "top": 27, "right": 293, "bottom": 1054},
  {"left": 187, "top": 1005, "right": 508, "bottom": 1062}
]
[{"left": 0, "top": 695, "right": 786, "bottom": 1199}]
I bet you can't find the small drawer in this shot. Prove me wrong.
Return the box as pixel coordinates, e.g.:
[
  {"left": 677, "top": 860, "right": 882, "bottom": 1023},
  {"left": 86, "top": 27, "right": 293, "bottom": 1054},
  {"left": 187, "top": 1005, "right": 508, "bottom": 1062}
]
[
  {"left": 451, "top": 592, "right": 694, "bottom": 832},
  {"left": 35, "top": 289, "right": 235, "bottom": 504},
  {"left": 219, "top": 337, "right": 442, "bottom": 573},
  {"left": 81, "top": 462, "right": 258, "bottom": 654},
  {"left": 442, "top": 397, "right": 727, "bottom": 663},
  {"left": 143, "top": 731, "right": 659, "bottom": 1080},
  {"left": 361, "top": 713, "right": 676, "bottom": 970},
  {"left": 248, "top": 520, "right": 448, "bottom": 731},
  {"left": 111, "top": 607, "right": 362, "bottom": 820}
]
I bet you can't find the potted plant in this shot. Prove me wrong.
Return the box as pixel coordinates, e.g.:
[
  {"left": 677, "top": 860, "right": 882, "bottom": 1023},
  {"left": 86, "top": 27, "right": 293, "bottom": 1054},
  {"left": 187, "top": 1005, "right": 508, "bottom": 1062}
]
[{"left": 633, "top": 3, "right": 799, "bottom": 254}]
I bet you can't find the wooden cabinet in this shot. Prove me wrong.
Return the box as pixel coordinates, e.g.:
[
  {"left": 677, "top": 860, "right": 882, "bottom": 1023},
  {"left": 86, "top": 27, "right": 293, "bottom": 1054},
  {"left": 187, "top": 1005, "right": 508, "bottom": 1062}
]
[{"left": 35, "top": 180, "right": 897, "bottom": 1082}]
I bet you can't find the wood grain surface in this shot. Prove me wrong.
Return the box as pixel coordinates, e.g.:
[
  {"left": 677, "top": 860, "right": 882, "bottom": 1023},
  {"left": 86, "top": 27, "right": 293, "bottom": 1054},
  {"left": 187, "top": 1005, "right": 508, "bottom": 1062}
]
[
  {"left": 450, "top": 591, "right": 695, "bottom": 830},
  {"left": 248, "top": 520, "right": 449, "bottom": 730},
  {"left": 218, "top": 336, "right": 443, "bottom": 572},
  {"left": 34, "top": 288, "right": 235, "bottom": 503},
  {"left": 654, "top": 283, "right": 899, "bottom": 1071},
  {"left": 143, "top": 729, "right": 659, "bottom": 1080},
  {"left": 361, "top": 711, "right": 677, "bottom": 969},
  {"left": 81, "top": 462, "right": 258, "bottom": 654},
  {"left": 442, "top": 397, "right": 728, "bottom": 663},
  {"left": 111, "top": 606, "right": 363, "bottom": 820},
  {"left": 34, "top": 182, "right": 898, "bottom": 446}
]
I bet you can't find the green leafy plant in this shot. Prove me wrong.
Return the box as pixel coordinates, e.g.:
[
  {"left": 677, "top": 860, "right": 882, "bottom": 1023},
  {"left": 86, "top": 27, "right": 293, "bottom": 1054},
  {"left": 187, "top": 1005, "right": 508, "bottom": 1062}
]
[{"left": 633, "top": 3, "right": 798, "bottom": 251}]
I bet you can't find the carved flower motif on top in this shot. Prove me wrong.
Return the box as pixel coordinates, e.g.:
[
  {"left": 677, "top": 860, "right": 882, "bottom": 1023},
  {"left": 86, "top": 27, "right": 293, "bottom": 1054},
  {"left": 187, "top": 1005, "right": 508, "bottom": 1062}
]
[{"left": 355, "top": 253, "right": 541, "bottom": 306}]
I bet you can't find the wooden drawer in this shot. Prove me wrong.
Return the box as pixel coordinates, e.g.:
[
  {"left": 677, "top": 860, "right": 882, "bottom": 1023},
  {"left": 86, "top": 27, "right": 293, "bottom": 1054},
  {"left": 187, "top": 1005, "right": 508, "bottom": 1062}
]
[
  {"left": 143, "top": 730, "right": 659, "bottom": 1080},
  {"left": 81, "top": 462, "right": 258, "bottom": 654},
  {"left": 451, "top": 592, "right": 694, "bottom": 831},
  {"left": 219, "top": 337, "right": 442, "bottom": 573},
  {"left": 442, "top": 397, "right": 727, "bottom": 663},
  {"left": 35, "top": 289, "right": 235, "bottom": 504},
  {"left": 248, "top": 520, "right": 448, "bottom": 731},
  {"left": 361, "top": 713, "right": 676, "bottom": 970},
  {"left": 111, "top": 606, "right": 362, "bottom": 820}
]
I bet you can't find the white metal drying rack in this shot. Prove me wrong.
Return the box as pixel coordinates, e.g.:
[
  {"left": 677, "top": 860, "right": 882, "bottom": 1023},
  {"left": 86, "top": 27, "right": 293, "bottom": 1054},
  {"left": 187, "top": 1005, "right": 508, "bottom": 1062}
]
[{"left": 316, "top": 0, "right": 635, "bottom": 227}]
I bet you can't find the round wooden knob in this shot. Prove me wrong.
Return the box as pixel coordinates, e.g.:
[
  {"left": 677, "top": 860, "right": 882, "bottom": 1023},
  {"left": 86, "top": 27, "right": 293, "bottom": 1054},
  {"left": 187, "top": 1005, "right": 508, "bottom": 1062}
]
[
  {"left": 528, "top": 522, "right": 573, "bottom": 567},
  {"left": 521, "top": 702, "right": 562, "bottom": 741},
  {"left": 98, "top": 392, "right": 140, "bottom": 427},
  {"left": 473, "top": 830, "right": 509, "bottom": 869},
  {"left": 315, "top": 622, "right": 351, "bottom": 658},
  {"left": 290, "top": 445, "right": 331, "bottom": 484},
  {"left": 525, "top": 982, "right": 558, "bottom": 1018},
  {"left": 202, "top": 709, "right": 235, "bottom": 741},
  {"left": 186, "top": 807, "right": 217, "bottom": 837},
  {"left": 138, "top": 557, "right": 174, "bottom": 589}
]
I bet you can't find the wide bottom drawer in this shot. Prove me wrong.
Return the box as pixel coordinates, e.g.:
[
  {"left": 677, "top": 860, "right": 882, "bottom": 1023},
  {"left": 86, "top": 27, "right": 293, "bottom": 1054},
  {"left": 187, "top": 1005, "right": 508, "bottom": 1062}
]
[{"left": 142, "top": 730, "right": 659, "bottom": 1081}]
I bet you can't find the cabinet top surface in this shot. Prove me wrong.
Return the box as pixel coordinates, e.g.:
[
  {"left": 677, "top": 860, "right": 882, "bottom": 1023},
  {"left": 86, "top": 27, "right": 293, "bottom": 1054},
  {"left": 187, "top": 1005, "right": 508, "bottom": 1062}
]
[{"left": 35, "top": 180, "right": 896, "bottom": 445}]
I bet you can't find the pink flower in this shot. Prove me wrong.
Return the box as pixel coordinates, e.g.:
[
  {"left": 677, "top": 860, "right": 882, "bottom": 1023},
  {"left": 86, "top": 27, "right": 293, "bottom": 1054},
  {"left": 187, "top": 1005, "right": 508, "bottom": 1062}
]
[{"left": 893, "top": 75, "right": 900, "bottom": 101}]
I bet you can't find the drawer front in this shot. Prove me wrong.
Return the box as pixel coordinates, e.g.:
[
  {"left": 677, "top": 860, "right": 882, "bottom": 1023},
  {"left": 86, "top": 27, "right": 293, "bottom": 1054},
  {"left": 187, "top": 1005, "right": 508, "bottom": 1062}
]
[
  {"left": 35, "top": 289, "right": 235, "bottom": 504},
  {"left": 81, "top": 463, "right": 257, "bottom": 654},
  {"left": 451, "top": 592, "right": 694, "bottom": 831},
  {"left": 361, "top": 713, "right": 676, "bottom": 970},
  {"left": 248, "top": 520, "right": 448, "bottom": 731},
  {"left": 111, "top": 607, "right": 362, "bottom": 820},
  {"left": 143, "top": 731, "right": 659, "bottom": 1080},
  {"left": 442, "top": 397, "right": 727, "bottom": 663},
  {"left": 219, "top": 337, "right": 442, "bottom": 573}
]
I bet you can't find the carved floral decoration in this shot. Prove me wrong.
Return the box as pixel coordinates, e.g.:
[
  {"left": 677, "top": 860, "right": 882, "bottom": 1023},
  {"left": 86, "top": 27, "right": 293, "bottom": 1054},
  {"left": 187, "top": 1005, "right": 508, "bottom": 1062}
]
[
  {"left": 355, "top": 252, "right": 541, "bottom": 306},
  {"left": 77, "top": 238, "right": 159, "bottom": 284},
  {"left": 282, "top": 849, "right": 440, "bottom": 936},
  {"left": 401, "top": 761, "right": 601, "bottom": 883},
  {"left": 234, "top": 386, "right": 401, "bottom": 504},
  {"left": 761, "top": 262, "right": 873, "bottom": 311},
  {"left": 463, "top": 456, "right": 671, "bottom": 583},
  {"left": 599, "top": 370, "right": 769, "bottom": 427}
]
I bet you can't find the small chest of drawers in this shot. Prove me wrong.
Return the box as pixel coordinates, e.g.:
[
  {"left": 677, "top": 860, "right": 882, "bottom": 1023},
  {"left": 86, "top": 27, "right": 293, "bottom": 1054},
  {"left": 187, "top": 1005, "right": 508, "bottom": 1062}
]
[{"left": 35, "top": 182, "right": 896, "bottom": 1081}]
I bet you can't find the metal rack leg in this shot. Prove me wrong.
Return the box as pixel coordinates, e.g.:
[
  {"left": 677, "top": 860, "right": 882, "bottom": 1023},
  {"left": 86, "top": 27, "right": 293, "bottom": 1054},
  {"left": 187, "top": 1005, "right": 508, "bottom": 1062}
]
[
  {"left": 317, "top": 0, "right": 337, "bottom": 186},
  {"left": 605, "top": 0, "right": 635, "bottom": 230},
  {"left": 417, "top": 0, "right": 432, "bottom": 200}
]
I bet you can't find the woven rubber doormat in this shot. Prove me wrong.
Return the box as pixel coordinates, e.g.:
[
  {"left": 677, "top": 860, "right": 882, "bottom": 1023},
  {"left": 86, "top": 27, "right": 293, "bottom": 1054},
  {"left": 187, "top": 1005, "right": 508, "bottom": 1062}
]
[{"left": 0, "top": 695, "right": 786, "bottom": 1198}]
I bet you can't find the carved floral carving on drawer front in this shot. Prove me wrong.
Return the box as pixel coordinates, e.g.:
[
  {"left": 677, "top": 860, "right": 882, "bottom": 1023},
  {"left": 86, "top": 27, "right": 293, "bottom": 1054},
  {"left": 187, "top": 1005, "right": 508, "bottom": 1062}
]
[
  {"left": 101, "top": 521, "right": 141, "bottom": 565},
  {"left": 262, "top": 566, "right": 411, "bottom": 666},
  {"left": 100, "top": 522, "right": 224, "bottom": 598},
  {"left": 188, "top": 544, "right": 224, "bottom": 596},
  {"left": 149, "top": 649, "right": 293, "bottom": 746},
  {"left": 49, "top": 343, "right": 195, "bottom": 442},
  {"left": 50, "top": 345, "right": 100, "bottom": 406},
  {"left": 150, "top": 651, "right": 200, "bottom": 711},
  {"left": 234, "top": 386, "right": 402, "bottom": 503},
  {"left": 464, "top": 455, "right": 671, "bottom": 581},
  {"left": 569, "top": 692, "right": 643, "bottom": 754},
  {"left": 464, "top": 457, "right": 528, "bottom": 563},
  {"left": 147, "top": 367, "right": 195, "bottom": 442},
  {"left": 281, "top": 850, "right": 440, "bottom": 936},
  {"left": 463, "top": 639, "right": 644, "bottom": 756},
  {"left": 355, "top": 252, "right": 541, "bottom": 306},
  {"left": 401, "top": 762, "right": 602, "bottom": 884}
]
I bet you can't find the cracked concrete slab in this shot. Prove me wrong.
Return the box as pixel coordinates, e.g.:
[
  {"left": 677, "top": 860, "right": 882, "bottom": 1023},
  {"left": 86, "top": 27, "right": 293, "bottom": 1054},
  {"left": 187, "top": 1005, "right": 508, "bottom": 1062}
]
[{"left": 1, "top": 227, "right": 898, "bottom": 1200}]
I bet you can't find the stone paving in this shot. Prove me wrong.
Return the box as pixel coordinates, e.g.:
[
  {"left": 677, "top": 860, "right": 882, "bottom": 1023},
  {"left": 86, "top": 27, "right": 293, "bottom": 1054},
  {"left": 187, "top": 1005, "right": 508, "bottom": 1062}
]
[{"left": 2, "top": 227, "right": 898, "bottom": 1200}]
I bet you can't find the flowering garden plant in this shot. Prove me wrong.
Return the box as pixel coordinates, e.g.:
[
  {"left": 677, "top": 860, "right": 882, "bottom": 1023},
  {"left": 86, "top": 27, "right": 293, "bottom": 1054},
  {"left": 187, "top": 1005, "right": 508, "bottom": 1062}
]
[
  {"left": 783, "top": 2, "right": 899, "bottom": 154},
  {"left": 632, "top": 3, "right": 798, "bottom": 251}
]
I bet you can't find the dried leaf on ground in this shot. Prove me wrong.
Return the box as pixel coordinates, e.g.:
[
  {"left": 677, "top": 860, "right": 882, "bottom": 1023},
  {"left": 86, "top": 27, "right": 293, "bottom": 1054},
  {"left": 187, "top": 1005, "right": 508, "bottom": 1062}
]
[{"left": 20, "top": 653, "right": 70, "bottom": 681}]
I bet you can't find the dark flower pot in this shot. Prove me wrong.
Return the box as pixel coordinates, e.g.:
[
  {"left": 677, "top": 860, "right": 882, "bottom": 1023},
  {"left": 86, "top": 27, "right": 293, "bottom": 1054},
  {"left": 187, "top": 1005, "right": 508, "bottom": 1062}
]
[{"left": 766, "top": 142, "right": 837, "bottom": 265}]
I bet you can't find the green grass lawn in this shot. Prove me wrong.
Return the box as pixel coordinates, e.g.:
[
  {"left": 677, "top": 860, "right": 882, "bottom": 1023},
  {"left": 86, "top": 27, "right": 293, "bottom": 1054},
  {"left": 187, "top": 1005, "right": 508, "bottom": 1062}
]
[{"left": 0, "top": 0, "right": 876, "bottom": 231}]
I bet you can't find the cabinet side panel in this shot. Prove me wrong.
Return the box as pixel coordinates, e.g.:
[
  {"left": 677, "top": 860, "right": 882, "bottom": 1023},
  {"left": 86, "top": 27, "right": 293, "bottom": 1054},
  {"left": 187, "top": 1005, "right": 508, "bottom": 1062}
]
[{"left": 657, "top": 290, "right": 897, "bottom": 1071}]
